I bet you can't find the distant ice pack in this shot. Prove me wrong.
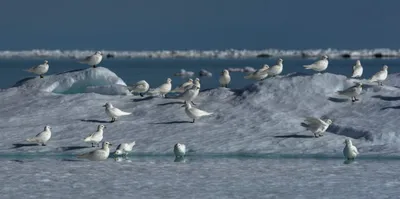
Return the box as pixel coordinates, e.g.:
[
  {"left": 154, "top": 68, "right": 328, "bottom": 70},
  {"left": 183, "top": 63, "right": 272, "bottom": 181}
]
[{"left": 1, "top": 48, "right": 400, "bottom": 59}]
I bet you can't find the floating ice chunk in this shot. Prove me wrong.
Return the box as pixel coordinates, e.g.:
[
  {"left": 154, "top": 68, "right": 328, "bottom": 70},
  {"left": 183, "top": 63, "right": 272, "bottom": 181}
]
[
  {"left": 199, "top": 69, "right": 212, "bottom": 77},
  {"left": 174, "top": 69, "right": 194, "bottom": 78},
  {"left": 14, "top": 67, "right": 127, "bottom": 94}
]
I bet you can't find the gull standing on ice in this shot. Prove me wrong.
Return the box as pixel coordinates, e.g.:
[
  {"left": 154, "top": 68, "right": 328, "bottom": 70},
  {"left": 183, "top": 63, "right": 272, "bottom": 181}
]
[
  {"left": 244, "top": 65, "right": 269, "bottom": 80},
  {"left": 182, "top": 101, "right": 213, "bottom": 123},
  {"left": 174, "top": 143, "right": 186, "bottom": 158},
  {"left": 77, "top": 141, "right": 112, "bottom": 161},
  {"left": 351, "top": 60, "right": 363, "bottom": 78},
  {"left": 301, "top": 117, "right": 332, "bottom": 137},
  {"left": 173, "top": 79, "right": 193, "bottom": 93},
  {"left": 186, "top": 78, "right": 201, "bottom": 90},
  {"left": 177, "top": 85, "right": 200, "bottom": 105},
  {"left": 129, "top": 80, "right": 150, "bottom": 97},
  {"left": 343, "top": 138, "right": 359, "bottom": 161},
  {"left": 219, "top": 69, "right": 231, "bottom": 87},
  {"left": 26, "top": 125, "right": 52, "bottom": 146},
  {"left": 303, "top": 55, "right": 329, "bottom": 72},
  {"left": 114, "top": 141, "right": 136, "bottom": 157},
  {"left": 103, "top": 102, "right": 132, "bottom": 122},
  {"left": 79, "top": 51, "right": 103, "bottom": 68},
  {"left": 369, "top": 65, "right": 388, "bottom": 86},
  {"left": 267, "top": 58, "right": 284, "bottom": 77},
  {"left": 337, "top": 83, "right": 363, "bottom": 102},
  {"left": 25, "top": 60, "right": 49, "bottom": 78},
  {"left": 150, "top": 78, "right": 172, "bottom": 97},
  {"left": 83, "top": 125, "right": 106, "bottom": 147}
]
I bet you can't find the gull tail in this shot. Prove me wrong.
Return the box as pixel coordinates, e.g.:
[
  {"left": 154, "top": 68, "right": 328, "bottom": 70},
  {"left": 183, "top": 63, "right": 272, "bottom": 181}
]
[
  {"left": 202, "top": 112, "right": 213, "bottom": 116},
  {"left": 303, "top": 65, "right": 313, "bottom": 69},
  {"left": 26, "top": 137, "right": 38, "bottom": 143},
  {"left": 351, "top": 74, "right": 359, "bottom": 78},
  {"left": 77, "top": 153, "right": 88, "bottom": 159},
  {"left": 129, "top": 141, "right": 136, "bottom": 147},
  {"left": 300, "top": 122, "right": 310, "bottom": 129},
  {"left": 147, "top": 89, "right": 160, "bottom": 95},
  {"left": 120, "top": 111, "right": 132, "bottom": 116},
  {"left": 336, "top": 90, "right": 344, "bottom": 95},
  {"left": 83, "top": 137, "right": 91, "bottom": 142},
  {"left": 24, "top": 68, "right": 34, "bottom": 73},
  {"left": 244, "top": 74, "right": 253, "bottom": 79}
]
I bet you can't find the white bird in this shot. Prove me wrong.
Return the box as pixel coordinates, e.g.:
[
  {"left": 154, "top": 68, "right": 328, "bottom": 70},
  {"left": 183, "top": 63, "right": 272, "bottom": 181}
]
[
  {"left": 25, "top": 60, "right": 49, "bottom": 78},
  {"left": 337, "top": 83, "right": 363, "bottom": 102},
  {"left": 267, "top": 58, "right": 284, "bottom": 77},
  {"left": 244, "top": 65, "right": 269, "bottom": 80},
  {"left": 173, "top": 79, "right": 193, "bottom": 93},
  {"left": 83, "top": 125, "right": 106, "bottom": 147},
  {"left": 149, "top": 78, "right": 172, "bottom": 97},
  {"left": 26, "top": 125, "right": 52, "bottom": 146},
  {"left": 79, "top": 51, "right": 103, "bottom": 68},
  {"left": 370, "top": 65, "right": 388, "bottom": 86},
  {"left": 219, "top": 69, "right": 231, "bottom": 87},
  {"left": 114, "top": 141, "right": 136, "bottom": 157},
  {"left": 182, "top": 101, "right": 213, "bottom": 123},
  {"left": 174, "top": 143, "right": 186, "bottom": 158},
  {"left": 177, "top": 85, "right": 200, "bottom": 105},
  {"left": 77, "top": 141, "right": 112, "bottom": 161},
  {"left": 351, "top": 60, "right": 363, "bottom": 78},
  {"left": 343, "top": 139, "right": 359, "bottom": 161},
  {"left": 103, "top": 102, "right": 132, "bottom": 122},
  {"left": 187, "top": 78, "right": 201, "bottom": 90},
  {"left": 301, "top": 117, "right": 332, "bottom": 137},
  {"left": 129, "top": 80, "right": 150, "bottom": 97},
  {"left": 303, "top": 55, "right": 329, "bottom": 72}
]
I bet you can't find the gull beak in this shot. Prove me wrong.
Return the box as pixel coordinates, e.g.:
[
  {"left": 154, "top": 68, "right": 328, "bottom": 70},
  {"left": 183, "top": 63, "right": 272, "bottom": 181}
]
[
  {"left": 109, "top": 143, "right": 112, "bottom": 146},
  {"left": 104, "top": 126, "right": 107, "bottom": 129},
  {"left": 181, "top": 105, "right": 185, "bottom": 107},
  {"left": 102, "top": 105, "right": 106, "bottom": 107}
]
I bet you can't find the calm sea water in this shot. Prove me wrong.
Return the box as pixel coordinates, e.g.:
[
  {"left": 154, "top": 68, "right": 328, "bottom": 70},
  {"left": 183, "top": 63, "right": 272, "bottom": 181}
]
[
  {"left": 1, "top": 155, "right": 400, "bottom": 199},
  {"left": 0, "top": 58, "right": 399, "bottom": 90}
]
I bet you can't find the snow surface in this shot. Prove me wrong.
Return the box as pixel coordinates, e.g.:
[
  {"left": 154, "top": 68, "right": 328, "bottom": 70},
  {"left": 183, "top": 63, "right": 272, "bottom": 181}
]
[
  {"left": 2, "top": 48, "right": 400, "bottom": 59},
  {"left": 2, "top": 68, "right": 400, "bottom": 155},
  {"left": 2, "top": 67, "right": 400, "bottom": 198}
]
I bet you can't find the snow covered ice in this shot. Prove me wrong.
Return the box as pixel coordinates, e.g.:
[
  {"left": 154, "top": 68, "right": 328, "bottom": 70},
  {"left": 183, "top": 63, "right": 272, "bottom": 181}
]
[{"left": 2, "top": 65, "right": 400, "bottom": 198}]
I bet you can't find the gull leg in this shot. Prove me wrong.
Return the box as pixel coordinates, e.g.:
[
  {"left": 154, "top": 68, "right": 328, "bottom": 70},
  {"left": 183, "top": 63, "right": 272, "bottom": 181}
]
[
  {"left": 40, "top": 75, "right": 44, "bottom": 78},
  {"left": 92, "top": 143, "right": 95, "bottom": 147},
  {"left": 111, "top": 117, "right": 115, "bottom": 123},
  {"left": 97, "top": 143, "right": 100, "bottom": 147},
  {"left": 140, "top": 93, "right": 144, "bottom": 97},
  {"left": 192, "top": 119, "right": 195, "bottom": 123},
  {"left": 42, "top": 143, "right": 46, "bottom": 146},
  {"left": 191, "top": 101, "right": 196, "bottom": 106},
  {"left": 92, "top": 65, "right": 96, "bottom": 68}
]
